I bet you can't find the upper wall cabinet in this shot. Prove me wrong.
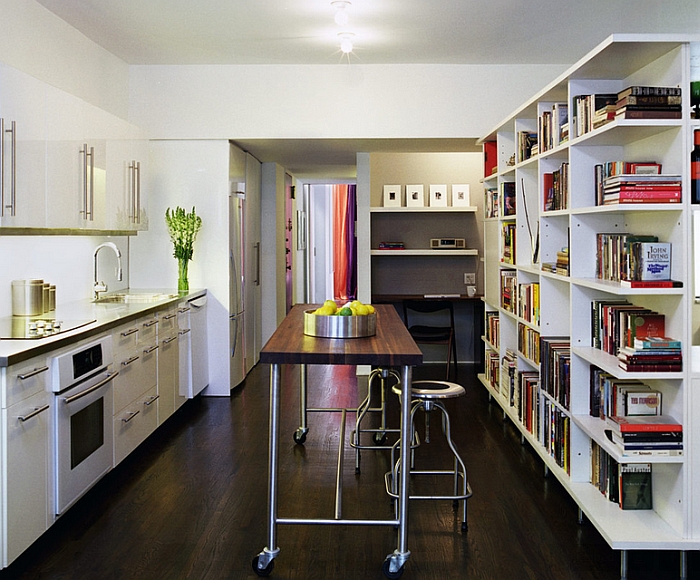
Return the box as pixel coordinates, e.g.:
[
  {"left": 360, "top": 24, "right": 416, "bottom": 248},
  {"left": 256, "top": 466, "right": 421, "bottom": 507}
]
[
  {"left": 0, "top": 63, "right": 48, "bottom": 228},
  {"left": 2, "top": 61, "right": 147, "bottom": 233}
]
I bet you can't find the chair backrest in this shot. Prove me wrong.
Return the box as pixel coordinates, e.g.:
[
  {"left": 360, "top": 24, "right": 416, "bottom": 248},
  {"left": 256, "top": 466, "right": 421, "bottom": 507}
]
[{"left": 402, "top": 300, "right": 455, "bottom": 328}]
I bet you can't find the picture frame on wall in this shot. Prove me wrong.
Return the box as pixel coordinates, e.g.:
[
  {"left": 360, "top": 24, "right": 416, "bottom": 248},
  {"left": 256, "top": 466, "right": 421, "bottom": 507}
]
[
  {"left": 406, "top": 184, "right": 425, "bottom": 207},
  {"left": 383, "top": 184, "right": 402, "bottom": 207},
  {"left": 429, "top": 184, "right": 448, "bottom": 207},
  {"left": 452, "top": 184, "right": 471, "bottom": 207}
]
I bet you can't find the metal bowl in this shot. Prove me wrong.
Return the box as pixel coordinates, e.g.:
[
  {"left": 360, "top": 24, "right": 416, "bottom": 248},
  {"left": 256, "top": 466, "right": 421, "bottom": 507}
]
[{"left": 303, "top": 310, "right": 376, "bottom": 338}]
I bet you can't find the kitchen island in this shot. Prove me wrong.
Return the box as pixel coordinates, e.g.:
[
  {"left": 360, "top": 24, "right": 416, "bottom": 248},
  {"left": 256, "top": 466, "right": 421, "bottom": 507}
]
[{"left": 254, "top": 303, "right": 422, "bottom": 578}]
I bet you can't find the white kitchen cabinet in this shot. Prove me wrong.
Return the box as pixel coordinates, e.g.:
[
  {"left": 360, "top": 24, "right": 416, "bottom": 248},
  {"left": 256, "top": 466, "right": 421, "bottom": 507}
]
[
  {"left": 113, "top": 384, "right": 158, "bottom": 465},
  {"left": 188, "top": 294, "right": 209, "bottom": 397},
  {"left": 177, "top": 302, "right": 192, "bottom": 408},
  {"left": 111, "top": 313, "right": 158, "bottom": 466},
  {"left": 1, "top": 358, "right": 50, "bottom": 567},
  {"left": 104, "top": 122, "right": 149, "bottom": 231},
  {"left": 0, "top": 63, "right": 47, "bottom": 228},
  {"left": 157, "top": 306, "right": 179, "bottom": 424}
]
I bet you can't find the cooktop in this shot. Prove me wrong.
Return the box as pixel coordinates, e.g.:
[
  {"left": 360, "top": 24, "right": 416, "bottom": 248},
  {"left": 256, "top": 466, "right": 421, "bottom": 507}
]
[{"left": 0, "top": 317, "right": 96, "bottom": 340}]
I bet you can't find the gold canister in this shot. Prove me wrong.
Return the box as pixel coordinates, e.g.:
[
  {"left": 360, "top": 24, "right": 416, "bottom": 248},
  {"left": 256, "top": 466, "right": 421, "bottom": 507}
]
[
  {"left": 11, "top": 279, "right": 44, "bottom": 316},
  {"left": 43, "top": 283, "right": 50, "bottom": 313},
  {"left": 49, "top": 285, "right": 56, "bottom": 311}
]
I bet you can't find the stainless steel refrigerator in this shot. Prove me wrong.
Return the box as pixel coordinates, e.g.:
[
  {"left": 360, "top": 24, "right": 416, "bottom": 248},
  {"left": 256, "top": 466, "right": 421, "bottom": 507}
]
[{"left": 229, "top": 189, "right": 246, "bottom": 388}]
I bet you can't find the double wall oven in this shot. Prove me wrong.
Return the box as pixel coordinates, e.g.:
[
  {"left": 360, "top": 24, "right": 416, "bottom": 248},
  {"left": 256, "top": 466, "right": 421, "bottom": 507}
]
[{"left": 48, "top": 335, "right": 118, "bottom": 516}]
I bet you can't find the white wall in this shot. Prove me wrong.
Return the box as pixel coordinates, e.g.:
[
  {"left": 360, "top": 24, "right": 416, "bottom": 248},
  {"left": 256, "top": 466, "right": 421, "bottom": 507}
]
[
  {"left": 0, "top": 0, "right": 130, "bottom": 119},
  {"left": 0, "top": 235, "right": 129, "bottom": 318},
  {"left": 128, "top": 64, "right": 566, "bottom": 140}
]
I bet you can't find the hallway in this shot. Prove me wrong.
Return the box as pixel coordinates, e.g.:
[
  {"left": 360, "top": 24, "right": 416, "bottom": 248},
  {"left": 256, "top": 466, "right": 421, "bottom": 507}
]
[{"left": 2, "top": 363, "right": 693, "bottom": 580}]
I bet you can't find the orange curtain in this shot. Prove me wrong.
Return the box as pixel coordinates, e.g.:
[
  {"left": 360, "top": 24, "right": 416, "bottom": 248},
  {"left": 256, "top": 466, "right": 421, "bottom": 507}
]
[{"left": 333, "top": 184, "right": 350, "bottom": 301}]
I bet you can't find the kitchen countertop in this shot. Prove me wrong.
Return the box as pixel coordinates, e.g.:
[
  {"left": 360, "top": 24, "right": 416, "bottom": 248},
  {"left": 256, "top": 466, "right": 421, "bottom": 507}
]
[{"left": 0, "top": 288, "right": 206, "bottom": 367}]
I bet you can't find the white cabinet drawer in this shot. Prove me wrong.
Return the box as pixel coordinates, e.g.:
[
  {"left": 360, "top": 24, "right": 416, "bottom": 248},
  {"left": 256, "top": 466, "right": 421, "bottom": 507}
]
[
  {"left": 2, "top": 355, "right": 49, "bottom": 409},
  {"left": 139, "top": 315, "right": 158, "bottom": 345},
  {"left": 113, "top": 343, "right": 157, "bottom": 413},
  {"left": 113, "top": 385, "right": 158, "bottom": 465},
  {"left": 112, "top": 321, "right": 140, "bottom": 354},
  {"left": 159, "top": 308, "right": 178, "bottom": 335},
  {"left": 3, "top": 389, "right": 50, "bottom": 566}
]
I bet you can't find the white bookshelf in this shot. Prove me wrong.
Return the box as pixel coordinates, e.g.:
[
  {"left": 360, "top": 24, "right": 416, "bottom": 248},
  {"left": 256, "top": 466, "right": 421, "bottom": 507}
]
[{"left": 477, "top": 34, "right": 700, "bottom": 577}]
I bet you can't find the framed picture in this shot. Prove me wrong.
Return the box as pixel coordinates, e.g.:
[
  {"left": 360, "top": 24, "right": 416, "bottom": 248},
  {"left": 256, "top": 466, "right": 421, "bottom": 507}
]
[
  {"left": 383, "top": 184, "right": 402, "bottom": 207},
  {"left": 452, "top": 184, "right": 471, "bottom": 206},
  {"left": 429, "top": 184, "right": 448, "bottom": 207},
  {"left": 406, "top": 184, "right": 424, "bottom": 207}
]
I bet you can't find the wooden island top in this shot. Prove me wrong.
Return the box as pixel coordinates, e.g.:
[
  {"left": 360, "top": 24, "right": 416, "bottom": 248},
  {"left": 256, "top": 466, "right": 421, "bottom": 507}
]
[{"left": 260, "top": 304, "right": 423, "bottom": 367}]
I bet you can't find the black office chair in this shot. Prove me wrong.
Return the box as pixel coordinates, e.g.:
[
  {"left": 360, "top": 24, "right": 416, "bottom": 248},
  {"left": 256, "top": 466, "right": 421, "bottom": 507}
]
[{"left": 402, "top": 300, "right": 457, "bottom": 379}]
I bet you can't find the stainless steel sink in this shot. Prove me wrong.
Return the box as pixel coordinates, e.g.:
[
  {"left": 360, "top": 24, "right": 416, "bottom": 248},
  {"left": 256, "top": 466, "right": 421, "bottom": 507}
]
[{"left": 93, "top": 292, "right": 179, "bottom": 304}]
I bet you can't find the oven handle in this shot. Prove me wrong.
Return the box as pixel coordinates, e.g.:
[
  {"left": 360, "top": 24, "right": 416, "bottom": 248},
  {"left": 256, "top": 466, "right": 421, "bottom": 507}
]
[{"left": 62, "top": 371, "right": 119, "bottom": 405}]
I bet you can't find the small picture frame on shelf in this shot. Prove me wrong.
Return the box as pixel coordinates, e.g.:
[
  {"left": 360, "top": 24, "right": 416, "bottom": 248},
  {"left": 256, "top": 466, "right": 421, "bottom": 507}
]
[
  {"left": 383, "top": 184, "right": 402, "bottom": 207},
  {"left": 406, "top": 184, "right": 424, "bottom": 207},
  {"left": 429, "top": 184, "right": 448, "bottom": 207},
  {"left": 452, "top": 184, "right": 471, "bottom": 207}
]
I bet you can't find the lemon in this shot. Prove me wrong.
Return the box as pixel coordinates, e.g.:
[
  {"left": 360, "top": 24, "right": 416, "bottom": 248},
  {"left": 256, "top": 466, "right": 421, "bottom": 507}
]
[
  {"left": 355, "top": 304, "right": 369, "bottom": 316},
  {"left": 315, "top": 305, "right": 334, "bottom": 315},
  {"left": 323, "top": 299, "right": 337, "bottom": 313},
  {"left": 366, "top": 304, "right": 375, "bottom": 314},
  {"left": 338, "top": 307, "right": 353, "bottom": 316}
]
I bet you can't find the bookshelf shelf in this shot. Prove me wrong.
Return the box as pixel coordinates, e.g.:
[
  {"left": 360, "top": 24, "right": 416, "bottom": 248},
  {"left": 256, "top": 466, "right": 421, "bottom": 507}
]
[
  {"left": 478, "top": 33, "right": 700, "bottom": 566},
  {"left": 370, "top": 249, "right": 478, "bottom": 256}
]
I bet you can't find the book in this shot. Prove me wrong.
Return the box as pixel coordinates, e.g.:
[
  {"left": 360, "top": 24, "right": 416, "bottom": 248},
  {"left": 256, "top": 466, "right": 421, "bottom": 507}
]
[
  {"left": 484, "top": 141, "right": 497, "bottom": 177},
  {"left": 617, "top": 86, "right": 683, "bottom": 99},
  {"left": 617, "top": 94, "right": 682, "bottom": 107},
  {"left": 626, "top": 312, "right": 665, "bottom": 345},
  {"left": 607, "top": 414, "right": 682, "bottom": 434},
  {"left": 616, "top": 108, "right": 682, "bottom": 120},
  {"left": 633, "top": 242, "right": 671, "bottom": 281},
  {"left": 619, "top": 464, "right": 652, "bottom": 509},
  {"left": 633, "top": 336, "right": 682, "bottom": 349},
  {"left": 619, "top": 279, "right": 682, "bottom": 288},
  {"left": 623, "top": 389, "right": 661, "bottom": 416}
]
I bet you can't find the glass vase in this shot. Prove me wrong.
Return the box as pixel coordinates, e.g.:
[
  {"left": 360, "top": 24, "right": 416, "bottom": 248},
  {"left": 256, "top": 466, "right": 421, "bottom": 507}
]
[{"left": 178, "top": 258, "right": 189, "bottom": 293}]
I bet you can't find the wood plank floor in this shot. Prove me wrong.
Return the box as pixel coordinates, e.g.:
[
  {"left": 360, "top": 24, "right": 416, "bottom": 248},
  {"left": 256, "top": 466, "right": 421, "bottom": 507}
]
[{"left": 3, "top": 363, "right": 697, "bottom": 580}]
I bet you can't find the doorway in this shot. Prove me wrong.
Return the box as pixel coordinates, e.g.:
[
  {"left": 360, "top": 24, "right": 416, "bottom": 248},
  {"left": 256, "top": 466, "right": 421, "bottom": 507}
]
[{"left": 306, "top": 183, "right": 357, "bottom": 304}]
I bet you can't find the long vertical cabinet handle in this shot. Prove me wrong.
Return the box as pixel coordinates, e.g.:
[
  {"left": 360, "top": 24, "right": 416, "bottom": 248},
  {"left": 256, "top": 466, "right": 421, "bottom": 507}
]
[
  {"left": 135, "top": 160, "right": 141, "bottom": 225},
  {"left": 254, "top": 241, "right": 261, "bottom": 286},
  {"left": 80, "top": 144, "right": 88, "bottom": 219},
  {"left": 0, "top": 118, "right": 4, "bottom": 217},
  {"left": 7, "top": 120, "right": 16, "bottom": 216},
  {"left": 129, "top": 160, "right": 137, "bottom": 224},
  {"left": 88, "top": 145, "right": 94, "bottom": 221}
]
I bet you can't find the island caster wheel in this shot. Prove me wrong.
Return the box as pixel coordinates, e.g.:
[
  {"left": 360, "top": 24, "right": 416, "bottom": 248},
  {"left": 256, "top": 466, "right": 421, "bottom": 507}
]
[
  {"left": 252, "top": 555, "right": 274, "bottom": 577},
  {"left": 382, "top": 558, "right": 404, "bottom": 579},
  {"left": 373, "top": 432, "right": 387, "bottom": 445},
  {"left": 293, "top": 429, "right": 307, "bottom": 445}
]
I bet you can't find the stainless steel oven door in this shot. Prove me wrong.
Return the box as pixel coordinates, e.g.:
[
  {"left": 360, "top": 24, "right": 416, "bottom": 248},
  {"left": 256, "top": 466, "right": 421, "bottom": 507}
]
[{"left": 54, "top": 369, "right": 118, "bottom": 516}]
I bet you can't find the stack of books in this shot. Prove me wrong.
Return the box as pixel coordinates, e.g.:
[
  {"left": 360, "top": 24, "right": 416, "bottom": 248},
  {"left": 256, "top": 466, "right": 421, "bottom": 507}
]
[
  {"left": 572, "top": 93, "right": 617, "bottom": 137},
  {"left": 616, "top": 86, "right": 682, "bottom": 120},
  {"left": 606, "top": 414, "right": 683, "bottom": 458},
  {"left": 602, "top": 174, "right": 682, "bottom": 205},
  {"left": 617, "top": 335, "right": 682, "bottom": 373}
]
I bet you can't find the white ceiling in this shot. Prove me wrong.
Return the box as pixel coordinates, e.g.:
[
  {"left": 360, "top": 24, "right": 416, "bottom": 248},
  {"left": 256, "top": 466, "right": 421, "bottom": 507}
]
[{"left": 34, "top": 0, "right": 700, "bottom": 178}]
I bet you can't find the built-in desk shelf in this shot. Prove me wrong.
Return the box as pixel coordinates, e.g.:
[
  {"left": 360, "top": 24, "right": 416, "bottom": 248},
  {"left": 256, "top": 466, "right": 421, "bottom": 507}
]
[
  {"left": 371, "top": 248, "right": 478, "bottom": 256},
  {"left": 370, "top": 206, "right": 477, "bottom": 213}
]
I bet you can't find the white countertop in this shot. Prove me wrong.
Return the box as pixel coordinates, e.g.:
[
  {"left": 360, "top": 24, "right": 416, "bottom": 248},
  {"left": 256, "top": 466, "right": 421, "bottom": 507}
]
[{"left": 0, "top": 288, "right": 206, "bottom": 367}]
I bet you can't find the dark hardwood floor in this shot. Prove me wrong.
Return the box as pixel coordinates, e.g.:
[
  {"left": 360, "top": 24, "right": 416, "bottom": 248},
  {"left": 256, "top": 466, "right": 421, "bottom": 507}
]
[{"left": 2, "top": 363, "right": 696, "bottom": 580}]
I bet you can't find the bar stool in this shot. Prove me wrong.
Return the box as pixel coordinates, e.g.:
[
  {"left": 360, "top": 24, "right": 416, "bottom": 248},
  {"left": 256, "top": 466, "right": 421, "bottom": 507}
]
[
  {"left": 384, "top": 380, "right": 472, "bottom": 532},
  {"left": 350, "top": 367, "right": 401, "bottom": 474}
]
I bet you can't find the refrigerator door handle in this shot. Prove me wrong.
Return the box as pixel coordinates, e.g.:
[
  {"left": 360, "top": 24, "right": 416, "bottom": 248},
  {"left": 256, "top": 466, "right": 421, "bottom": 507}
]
[
  {"left": 254, "top": 241, "right": 261, "bottom": 286},
  {"left": 230, "top": 314, "right": 239, "bottom": 359}
]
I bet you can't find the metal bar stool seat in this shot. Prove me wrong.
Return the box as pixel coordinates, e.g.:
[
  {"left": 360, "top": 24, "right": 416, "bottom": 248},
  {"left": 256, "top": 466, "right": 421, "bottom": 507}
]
[{"left": 384, "top": 380, "right": 472, "bottom": 532}]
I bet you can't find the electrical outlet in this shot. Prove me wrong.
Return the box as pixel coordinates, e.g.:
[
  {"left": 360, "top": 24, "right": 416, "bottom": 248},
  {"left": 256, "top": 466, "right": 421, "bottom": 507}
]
[{"left": 464, "top": 272, "right": 476, "bottom": 285}]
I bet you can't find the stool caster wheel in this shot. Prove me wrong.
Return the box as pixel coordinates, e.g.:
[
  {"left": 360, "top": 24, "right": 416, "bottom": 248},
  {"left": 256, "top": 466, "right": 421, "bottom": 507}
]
[
  {"left": 382, "top": 557, "right": 404, "bottom": 579},
  {"left": 293, "top": 429, "right": 307, "bottom": 445},
  {"left": 461, "top": 521, "right": 468, "bottom": 532},
  {"left": 373, "top": 432, "right": 387, "bottom": 445},
  {"left": 252, "top": 555, "right": 275, "bottom": 577}
]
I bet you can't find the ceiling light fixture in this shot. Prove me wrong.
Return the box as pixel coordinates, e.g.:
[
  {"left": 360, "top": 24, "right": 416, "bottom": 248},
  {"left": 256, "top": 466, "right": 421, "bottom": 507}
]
[
  {"left": 338, "top": 32, "right": 354, "bottom": 54},
  {"left": 332, "top": 1, "right": 351, "bottom": 27}
]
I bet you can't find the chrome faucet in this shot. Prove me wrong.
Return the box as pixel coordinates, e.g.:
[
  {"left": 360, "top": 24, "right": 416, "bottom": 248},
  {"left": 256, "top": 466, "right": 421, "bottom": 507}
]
[{"left": 93, "top": 242, "right": 123, "bottom": 300}]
